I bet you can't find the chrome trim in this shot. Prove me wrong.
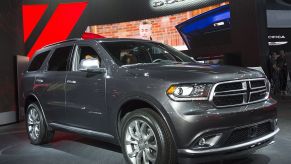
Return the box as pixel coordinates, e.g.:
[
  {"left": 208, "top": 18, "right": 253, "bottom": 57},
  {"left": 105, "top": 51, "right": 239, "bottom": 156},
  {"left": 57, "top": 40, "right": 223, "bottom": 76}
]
[
  {"left": 214, "top": 88, "right": 246, "bottom": 94},
  {"left": 178, "top": 128, "right": 279, "bottom": 155},
  {"left": 210, "top": 99, "right": 267, "bottom": 109},
  {"left": 209, "top": 78, "right": 268, "bottom": 108},
  {"left": 251, "top": 86, "right": 266, "bottom": 90},
  {"left": 168, "top": 94, "right": 208, "bottom": 101},
  {"left": 214, "top": 93, "right": 245, "bottom": 97}
]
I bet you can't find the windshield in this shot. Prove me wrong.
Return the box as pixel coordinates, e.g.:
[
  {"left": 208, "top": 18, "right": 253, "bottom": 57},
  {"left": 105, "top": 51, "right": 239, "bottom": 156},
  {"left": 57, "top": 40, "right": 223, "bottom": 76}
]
[{"left": 101, "top": 41, "right": 195, "bottom": 66}]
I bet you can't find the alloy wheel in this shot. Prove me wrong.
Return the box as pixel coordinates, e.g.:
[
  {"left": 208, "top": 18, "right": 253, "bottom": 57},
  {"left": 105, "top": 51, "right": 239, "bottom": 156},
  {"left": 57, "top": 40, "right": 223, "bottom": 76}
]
[
  {"left": 27, "top": 106, "right": 41, "bottom": 140},
  {"left": 124, "top": 119, "right": 158, "bottom": 164}
]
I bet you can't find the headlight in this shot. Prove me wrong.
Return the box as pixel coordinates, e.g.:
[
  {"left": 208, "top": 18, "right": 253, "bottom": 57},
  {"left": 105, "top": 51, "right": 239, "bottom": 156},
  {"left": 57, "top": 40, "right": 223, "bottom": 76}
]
[{"left": 166, "top": 84, "right": 213, "bottom": 101}]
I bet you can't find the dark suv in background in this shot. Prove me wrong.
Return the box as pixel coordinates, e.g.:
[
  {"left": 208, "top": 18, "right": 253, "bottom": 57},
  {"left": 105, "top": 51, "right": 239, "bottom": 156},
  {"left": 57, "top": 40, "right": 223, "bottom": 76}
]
[{"left": 23, "top": 38, "right": 279, "bottom": 164}]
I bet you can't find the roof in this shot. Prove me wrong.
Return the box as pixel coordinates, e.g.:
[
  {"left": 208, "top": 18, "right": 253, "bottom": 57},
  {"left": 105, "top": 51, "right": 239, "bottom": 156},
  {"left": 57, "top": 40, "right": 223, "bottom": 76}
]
[
  {"left": 93, "top": 38, "right": 152, "bottom": 43},
  {"left": 42, "top": 38, "right": 151, "bottom": 49}
]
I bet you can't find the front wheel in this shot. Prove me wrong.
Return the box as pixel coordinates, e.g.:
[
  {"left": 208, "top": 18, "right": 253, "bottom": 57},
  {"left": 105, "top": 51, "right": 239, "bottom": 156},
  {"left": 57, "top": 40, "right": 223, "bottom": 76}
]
[{"left": 120, "top": 108, "right": 177, "bottom": 164}]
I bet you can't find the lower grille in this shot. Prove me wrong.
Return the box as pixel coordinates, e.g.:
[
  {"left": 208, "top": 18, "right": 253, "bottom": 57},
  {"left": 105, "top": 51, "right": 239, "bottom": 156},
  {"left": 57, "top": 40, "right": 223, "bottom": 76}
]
[{"left": 224, "top": 122, "right": 273, "bottom": 146}]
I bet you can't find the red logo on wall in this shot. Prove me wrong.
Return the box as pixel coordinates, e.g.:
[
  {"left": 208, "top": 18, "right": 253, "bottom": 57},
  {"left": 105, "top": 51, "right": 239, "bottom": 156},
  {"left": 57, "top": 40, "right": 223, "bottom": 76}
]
[{"left": 22, "top": 2, "right": 88, "bottom": 58}]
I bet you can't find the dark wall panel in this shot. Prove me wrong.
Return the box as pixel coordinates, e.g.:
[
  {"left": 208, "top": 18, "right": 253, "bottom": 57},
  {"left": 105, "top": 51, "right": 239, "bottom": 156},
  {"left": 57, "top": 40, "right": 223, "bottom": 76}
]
[
  {"left": 0, "top": 0, "right": 24, "bottom": 124},
  {"left": 230, "top": 0, "right": 269, "bottom": 70}
]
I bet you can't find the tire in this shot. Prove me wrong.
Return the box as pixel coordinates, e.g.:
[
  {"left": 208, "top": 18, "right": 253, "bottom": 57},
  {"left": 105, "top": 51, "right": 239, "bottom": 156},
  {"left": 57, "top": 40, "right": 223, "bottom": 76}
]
[
  {"left": 120, "top": 108, "right": 177, "bottom": 164},
  {"left": 26, "top": 102, "right": 55, "bottom": 145}
]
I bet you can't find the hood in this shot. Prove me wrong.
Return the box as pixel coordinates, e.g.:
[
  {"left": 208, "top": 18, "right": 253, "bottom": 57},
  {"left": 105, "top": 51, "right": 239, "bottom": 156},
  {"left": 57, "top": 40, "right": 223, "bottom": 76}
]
[{"left": 123, "top": 63, "right": 265, "bottom": 83}]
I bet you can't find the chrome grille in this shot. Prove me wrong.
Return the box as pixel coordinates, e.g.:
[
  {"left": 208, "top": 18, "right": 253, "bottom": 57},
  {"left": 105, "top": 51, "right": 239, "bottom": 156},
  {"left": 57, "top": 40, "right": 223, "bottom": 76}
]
[{"left": 210, "top": 78, "right": 269, "bottom": 108}]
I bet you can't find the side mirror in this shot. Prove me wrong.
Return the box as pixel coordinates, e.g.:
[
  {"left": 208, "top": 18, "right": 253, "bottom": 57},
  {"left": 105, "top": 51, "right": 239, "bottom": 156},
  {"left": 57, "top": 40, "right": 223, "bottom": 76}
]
[{"left": 79, "top": 59, "right": 106, "bottom": 73}]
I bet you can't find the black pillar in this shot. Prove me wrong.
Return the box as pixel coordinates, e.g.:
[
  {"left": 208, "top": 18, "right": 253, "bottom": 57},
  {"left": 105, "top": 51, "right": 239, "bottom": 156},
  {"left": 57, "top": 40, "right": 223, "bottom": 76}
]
[
  {"left": 0, "top": 0, "right": 24, "bottom": 125},
  {"left": 230, "top": 0, "right": 269, "bottom": 73}
]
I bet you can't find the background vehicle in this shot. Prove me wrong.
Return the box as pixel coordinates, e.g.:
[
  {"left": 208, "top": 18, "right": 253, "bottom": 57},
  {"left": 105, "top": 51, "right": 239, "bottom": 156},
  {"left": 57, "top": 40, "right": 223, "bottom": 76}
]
[{"left": 23, "top": 38, "right": 278, "bottom": 164}]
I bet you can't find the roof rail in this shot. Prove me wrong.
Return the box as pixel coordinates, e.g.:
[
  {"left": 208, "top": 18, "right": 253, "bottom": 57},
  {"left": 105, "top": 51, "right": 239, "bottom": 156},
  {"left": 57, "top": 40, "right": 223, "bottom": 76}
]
[{"left": 42, "top": 38, "right": 83, "bottom": 48}]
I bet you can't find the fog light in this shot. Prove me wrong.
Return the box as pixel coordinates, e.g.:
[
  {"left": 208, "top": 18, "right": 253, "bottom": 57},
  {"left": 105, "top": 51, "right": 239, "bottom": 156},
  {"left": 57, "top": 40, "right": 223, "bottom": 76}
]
[{"left": 196, "top": 133, "right": 222, "bottom": 148}]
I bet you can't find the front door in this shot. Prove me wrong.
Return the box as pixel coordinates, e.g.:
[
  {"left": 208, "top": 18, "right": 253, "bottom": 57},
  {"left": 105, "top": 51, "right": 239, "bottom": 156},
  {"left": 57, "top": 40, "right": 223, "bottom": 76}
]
[{"left": 65, "top": 44, "right": 107, "bottom": 132}]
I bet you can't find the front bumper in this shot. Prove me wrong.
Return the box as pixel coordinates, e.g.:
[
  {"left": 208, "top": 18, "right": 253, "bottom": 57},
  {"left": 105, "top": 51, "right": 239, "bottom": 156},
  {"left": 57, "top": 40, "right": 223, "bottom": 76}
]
[
  {"left": 178, "top": 128, "right": 279, "bottom": 156},
  {"left": 164, "top": 98, "right": 278, "bottom": 157},
  {"left": 178, "top": 137, "right": 276, "bottom": 164}
]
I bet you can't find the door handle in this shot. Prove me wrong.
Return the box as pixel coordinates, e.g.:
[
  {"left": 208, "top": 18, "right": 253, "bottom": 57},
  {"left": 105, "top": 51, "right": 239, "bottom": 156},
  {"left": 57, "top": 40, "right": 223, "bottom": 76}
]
[
  {"left": 66, "top": 80, "right": 77, "bottom": 84},
  {"left": 35, "top": 79, "right": 44, "bottom": 83}
]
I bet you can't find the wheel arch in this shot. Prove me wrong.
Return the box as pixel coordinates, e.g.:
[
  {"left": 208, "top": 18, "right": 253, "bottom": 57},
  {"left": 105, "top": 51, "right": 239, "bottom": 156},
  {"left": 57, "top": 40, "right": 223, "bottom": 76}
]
[
  {"left": 24, "top": 94, "right": 51, "bottom": 129},
  {"left": 116, "top": 96, "right": 178, "bottom": 147}
]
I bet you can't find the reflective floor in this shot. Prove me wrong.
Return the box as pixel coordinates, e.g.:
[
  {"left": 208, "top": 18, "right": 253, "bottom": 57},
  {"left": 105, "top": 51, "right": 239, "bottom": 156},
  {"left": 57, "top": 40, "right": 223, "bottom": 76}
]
[{"left": 0, "top": 99, "right": 290, "bottom": 164}]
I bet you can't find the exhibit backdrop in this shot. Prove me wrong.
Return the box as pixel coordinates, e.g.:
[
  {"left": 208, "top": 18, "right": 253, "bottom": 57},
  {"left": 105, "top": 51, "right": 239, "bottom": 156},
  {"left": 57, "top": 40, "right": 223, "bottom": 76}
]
[
  {"left": 22, "top": 0, "right": 228, "bottom": 59},
  {"left": 87, "top": 2, "right": 229, "bottom": 51},
  {"left": 22, "top": 0, "right": 269, "bottom": 69}
]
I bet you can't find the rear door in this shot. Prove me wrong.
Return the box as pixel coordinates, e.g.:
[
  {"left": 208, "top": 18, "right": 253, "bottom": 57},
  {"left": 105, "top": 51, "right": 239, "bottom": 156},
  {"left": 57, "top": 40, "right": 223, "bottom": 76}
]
[
  {"left": 65, "top": 43, "right": 107, "bottom": 132},
  {"left": 35, "top": 45, "right": 74, "bottom": 123},
  {"left": 24, "top": 50, "right": 50, "bottom": 110}
]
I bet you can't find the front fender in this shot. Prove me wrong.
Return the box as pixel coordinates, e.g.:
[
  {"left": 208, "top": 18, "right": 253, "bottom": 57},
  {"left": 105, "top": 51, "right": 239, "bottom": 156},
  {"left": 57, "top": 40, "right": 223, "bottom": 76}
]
[{"left": 110, "top": 93, "right": 178, "bottom": 147}]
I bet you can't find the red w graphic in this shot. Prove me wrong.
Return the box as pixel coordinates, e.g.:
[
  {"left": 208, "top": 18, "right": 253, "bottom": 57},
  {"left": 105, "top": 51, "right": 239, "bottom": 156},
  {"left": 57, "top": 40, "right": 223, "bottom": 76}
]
[{"left": 22, "top": 2, "right": 88, "bottom": 58}]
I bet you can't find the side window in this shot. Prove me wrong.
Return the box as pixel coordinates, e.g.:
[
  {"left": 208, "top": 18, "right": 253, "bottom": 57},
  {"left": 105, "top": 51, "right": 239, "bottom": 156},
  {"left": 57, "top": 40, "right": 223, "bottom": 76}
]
[
  {"left": 48, "top": 46, "right": 73, "bottom": 71},
  {"left": 73, "top": 46, "right": 101, "bottom": 71},
  {"left": 28, "top": 51, "right": 50, "bottom": 71}
]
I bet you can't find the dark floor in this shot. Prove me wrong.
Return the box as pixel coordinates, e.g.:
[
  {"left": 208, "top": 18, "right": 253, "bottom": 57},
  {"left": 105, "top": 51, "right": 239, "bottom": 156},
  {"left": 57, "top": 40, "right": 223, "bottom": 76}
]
[{"left": 0, "top": 98, "right": 290, "bottom": 164}]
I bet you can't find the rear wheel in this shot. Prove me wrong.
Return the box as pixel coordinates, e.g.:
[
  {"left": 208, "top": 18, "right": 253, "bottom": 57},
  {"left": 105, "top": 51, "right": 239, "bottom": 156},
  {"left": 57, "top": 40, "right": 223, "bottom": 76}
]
[
  {"left": 120, "top": 108, "right": 177, "bottom": 164},
  {"left": 26, "top": 102, "right": 54, "bottom": 145}
]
